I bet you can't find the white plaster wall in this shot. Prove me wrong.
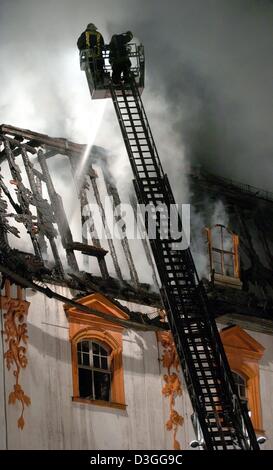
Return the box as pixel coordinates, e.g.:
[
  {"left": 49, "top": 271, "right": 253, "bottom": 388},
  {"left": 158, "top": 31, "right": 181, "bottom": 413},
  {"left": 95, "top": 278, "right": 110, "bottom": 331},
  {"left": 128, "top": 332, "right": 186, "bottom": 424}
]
[
  {"left": 1, "top": 285, "right": 272, "bottom": 450},
  {"left": 2, "top": 286, "right": 167, "bottom": 450}
]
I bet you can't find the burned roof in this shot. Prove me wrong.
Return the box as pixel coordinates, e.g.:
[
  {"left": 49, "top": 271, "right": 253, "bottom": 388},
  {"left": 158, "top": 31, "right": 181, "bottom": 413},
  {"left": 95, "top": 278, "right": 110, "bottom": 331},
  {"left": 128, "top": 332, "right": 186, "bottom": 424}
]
[{"left": 0, "top": 124, "right": 163, "bottom": 330}]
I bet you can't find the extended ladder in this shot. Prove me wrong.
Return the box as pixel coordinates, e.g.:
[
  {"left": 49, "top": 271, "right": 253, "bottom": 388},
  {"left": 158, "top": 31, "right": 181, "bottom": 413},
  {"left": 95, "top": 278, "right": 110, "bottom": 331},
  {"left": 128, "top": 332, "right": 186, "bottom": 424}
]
[{"left": 109, "top": 78, "right": 259, "bottom": 450}]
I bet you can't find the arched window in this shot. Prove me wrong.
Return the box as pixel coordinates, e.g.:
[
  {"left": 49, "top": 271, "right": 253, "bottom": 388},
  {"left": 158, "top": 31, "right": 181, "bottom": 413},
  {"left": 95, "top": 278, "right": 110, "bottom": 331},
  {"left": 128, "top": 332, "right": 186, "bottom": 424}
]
[
  {"left": 220, "top": 326, "right": 265, "bottom": 434},
  {"left": 70, "top": 327, "right": 126, "bottom": 409},
  {"left": 232, "top": 371, "right": 247, "bottom": 404},
  {"left": 77, "top": 340, "right": 112, "bottom": 401},
  {"left": 66, "top": 292, "right": 128, "bottom": 409}
]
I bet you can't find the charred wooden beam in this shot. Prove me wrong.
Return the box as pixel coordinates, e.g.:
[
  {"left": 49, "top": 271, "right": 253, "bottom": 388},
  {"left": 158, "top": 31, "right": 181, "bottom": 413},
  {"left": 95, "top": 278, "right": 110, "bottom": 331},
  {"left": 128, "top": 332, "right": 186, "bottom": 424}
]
[
  {"left": 65, "top": 241, "right": 108, "bottom": 258},
  {"left": 102, "top": 170, "right": 140, "bottom": 288},
  {"left": 33, "top": 175, "right": 48, "bottom": 256},
  {"left": 89, "top": 171, "right": 123, "bottom": 282},
  {"left": 0, "top": 180, "right": 20, "bottom": 242},
  {"left": 38, "top": 149, "right": 79, "bottom": 273},
  {"left": 0, "top": 124, "right": 85, "bottom": 156},
  {"left": 0, "top": 174, "right": 22, "bottom": 213},
  {"left": 32, "top": 168, "right": 46, "bottom": 182},
  {"left": 0, "top": 135, "right": 36, "bottom": 154},
  {"left": 4, "top": 140, "right": 43, "bottom": 261},
  {"left": 21, "top": 147, "right": 65, "bottom": 274},
  {"left": 69, "top": 155, "right": 109, "bottom": 279}
]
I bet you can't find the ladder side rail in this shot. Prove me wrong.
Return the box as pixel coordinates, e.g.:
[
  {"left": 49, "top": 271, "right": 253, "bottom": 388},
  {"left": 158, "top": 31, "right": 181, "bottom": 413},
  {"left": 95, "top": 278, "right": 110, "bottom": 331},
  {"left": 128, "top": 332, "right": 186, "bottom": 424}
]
[
  {"left": 120, "top": 86, "right": 156, "bottom": 182},
  {"left": 129, "top": 81, "right": 165, "bottom": 178}
]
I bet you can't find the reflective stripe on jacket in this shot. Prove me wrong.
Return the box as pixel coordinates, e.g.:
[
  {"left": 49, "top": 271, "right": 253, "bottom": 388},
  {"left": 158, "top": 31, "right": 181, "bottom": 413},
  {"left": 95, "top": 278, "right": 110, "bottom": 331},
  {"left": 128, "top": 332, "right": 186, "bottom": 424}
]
[{"left": 77, "top": 30, "right": 104, "bottom": 56}]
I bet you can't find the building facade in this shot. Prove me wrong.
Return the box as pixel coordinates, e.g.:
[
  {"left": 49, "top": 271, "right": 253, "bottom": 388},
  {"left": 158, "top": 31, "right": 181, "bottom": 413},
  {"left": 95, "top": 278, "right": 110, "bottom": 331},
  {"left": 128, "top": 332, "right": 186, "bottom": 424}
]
[{"left": 0, "top": 126, "right": 272, "bottom": 450}]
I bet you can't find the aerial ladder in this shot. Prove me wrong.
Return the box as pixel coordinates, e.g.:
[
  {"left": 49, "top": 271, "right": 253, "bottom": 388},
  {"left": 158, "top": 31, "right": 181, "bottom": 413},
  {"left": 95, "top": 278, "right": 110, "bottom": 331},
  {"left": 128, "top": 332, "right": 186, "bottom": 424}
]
[{"left": 79, "top": 42, "right": 259, "bottom": 450}]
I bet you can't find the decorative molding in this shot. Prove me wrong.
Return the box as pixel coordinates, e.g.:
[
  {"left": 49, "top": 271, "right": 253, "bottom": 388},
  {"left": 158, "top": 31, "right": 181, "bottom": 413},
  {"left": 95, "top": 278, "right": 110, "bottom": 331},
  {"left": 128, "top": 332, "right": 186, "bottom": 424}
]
[
  {"left": 220, "top": 325, "right": 265, "bottom": 433},
  {"left": 1, "top": 281, "right": 31, "bottom": 430},
  {"left": 66, "top": 292, "right": 126, "bottom": 407},
  {"left": 158, "top": 331, "right": 184, "bottom": 450}
]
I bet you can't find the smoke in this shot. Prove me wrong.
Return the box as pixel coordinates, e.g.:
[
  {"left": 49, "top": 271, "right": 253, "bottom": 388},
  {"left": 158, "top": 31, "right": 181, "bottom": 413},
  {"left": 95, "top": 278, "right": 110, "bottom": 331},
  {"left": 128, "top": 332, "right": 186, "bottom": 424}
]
[
  {"left": 1, "top": 0, "right": 272, "bottom": 193},
  {"left": 108, "top": 0, "right": 273, "bottom": 192},
  {"left": 190, "top": 198, "right": 231, "bottom": 279}
]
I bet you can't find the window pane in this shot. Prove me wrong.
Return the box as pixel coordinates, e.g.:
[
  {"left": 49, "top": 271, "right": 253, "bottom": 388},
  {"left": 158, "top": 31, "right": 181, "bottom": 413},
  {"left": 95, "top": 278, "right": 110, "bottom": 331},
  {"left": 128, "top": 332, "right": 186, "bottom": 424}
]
[
  {"left": 224, "top": 253, "right": 235, "bottom": 276},
  {"left": 77, "top": 351, "right": 82, "bottom": 365},
  {"left": 211, "top": 226, "right": 221, "bottom": 249},
  {"left": 212, "top": 251, "right": 223, "bottom": 274},
  {"left": 79, "top": 368, "right": 93, "bottom": 399},
  {"left": 94, "top": 371, "right": 110, "bottom": 401},
  {"left": 99, "top": 344, "right": 108, "bottom": 356},
  {"left": 81, "top": 341, "right": 89, "bottom": 353},
  {"left": 101, "top": 356, "right": 108, "bottom": 370},
  {"left": 223, "top": 233, "right": 233, "bottom": 252},
  {"left": 232, "top": 372, "right": 247, "bottom": 401},
  {"left": 82, "top": 352, "right": 90, "bottom": 366},
  {"left": 92, "top": 342, "right": 100, "bottom": 354},
  {"left": 237, "top": 375, "right": 244, "bottom": 386},
  {"left": 93, "top": 354, "right": 100, "bottom": 368}
]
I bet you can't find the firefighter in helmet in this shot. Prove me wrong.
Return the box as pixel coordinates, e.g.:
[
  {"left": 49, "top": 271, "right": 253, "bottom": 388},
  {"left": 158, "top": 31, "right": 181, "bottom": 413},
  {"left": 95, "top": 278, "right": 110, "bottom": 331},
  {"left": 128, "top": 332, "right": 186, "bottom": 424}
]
[
  {"left": 77, "top": 23, "right": 105, "bottom": 83},
  {"left": 109, "top": 31, "right": 133, "bottom": 84}
]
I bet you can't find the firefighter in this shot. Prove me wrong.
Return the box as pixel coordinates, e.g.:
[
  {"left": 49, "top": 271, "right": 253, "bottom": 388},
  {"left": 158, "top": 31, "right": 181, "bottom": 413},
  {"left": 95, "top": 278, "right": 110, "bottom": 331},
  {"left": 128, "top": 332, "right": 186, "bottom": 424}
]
[
  {"left": 109, "top": 31, "right": 133, "bottom": 84},
  {"left": 77, "top": 23, "right": 105, "bottom": 83}
]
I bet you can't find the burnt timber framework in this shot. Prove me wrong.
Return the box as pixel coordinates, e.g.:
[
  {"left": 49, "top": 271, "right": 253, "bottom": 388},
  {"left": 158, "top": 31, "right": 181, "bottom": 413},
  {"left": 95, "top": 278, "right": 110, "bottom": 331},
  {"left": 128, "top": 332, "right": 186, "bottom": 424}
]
[
  {"left": 108, "top": 78, "right": 259, "bottom": 450},
  {"left": 0, "top": 123, "right": 163, "bottom": 330}
]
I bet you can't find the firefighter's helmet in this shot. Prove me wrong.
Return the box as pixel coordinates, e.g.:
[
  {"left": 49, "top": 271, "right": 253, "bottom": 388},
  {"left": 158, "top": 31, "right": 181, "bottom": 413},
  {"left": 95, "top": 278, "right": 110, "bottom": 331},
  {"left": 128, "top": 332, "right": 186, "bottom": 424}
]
[
  {"left": 126, "top": 31, "right": 133, "bottom": 41},
  {"left": 87, "top": 23, "right": 97, "bottom": 31}
]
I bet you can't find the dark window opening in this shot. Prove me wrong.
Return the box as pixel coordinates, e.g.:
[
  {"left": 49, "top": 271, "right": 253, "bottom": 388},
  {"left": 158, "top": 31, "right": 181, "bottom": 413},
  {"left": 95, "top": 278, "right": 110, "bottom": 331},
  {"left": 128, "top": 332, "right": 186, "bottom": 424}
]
[
  {"left": 77, "top": 340, "right": 111, "bottom": 401},
  {"left": 232, "top": 371, "right": 247, "bottom": 404}
]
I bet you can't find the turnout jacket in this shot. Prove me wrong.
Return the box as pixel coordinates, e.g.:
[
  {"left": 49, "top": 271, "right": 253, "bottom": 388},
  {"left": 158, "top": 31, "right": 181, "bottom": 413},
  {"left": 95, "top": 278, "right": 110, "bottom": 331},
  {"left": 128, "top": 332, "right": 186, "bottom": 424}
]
[{"left": 77, "top": 30, "right": 104, "bottom": 56}]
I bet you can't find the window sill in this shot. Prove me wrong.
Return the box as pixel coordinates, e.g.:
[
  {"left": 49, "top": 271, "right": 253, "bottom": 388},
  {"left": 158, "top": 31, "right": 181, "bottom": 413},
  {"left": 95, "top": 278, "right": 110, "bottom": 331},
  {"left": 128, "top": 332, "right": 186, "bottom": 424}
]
[
  {"left": 211, "top": 273, "right": 242, "bottom": 289},
  {"left": 72, "top": 397, "right": 127, "bottom": 410}
]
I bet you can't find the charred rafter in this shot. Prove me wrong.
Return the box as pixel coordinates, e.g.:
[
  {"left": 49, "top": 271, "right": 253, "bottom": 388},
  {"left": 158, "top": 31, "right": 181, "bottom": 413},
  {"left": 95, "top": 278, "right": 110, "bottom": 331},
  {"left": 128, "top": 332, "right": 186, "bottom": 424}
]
[{"left": 0, "top": 123, "right": 161, "bottom": 320}]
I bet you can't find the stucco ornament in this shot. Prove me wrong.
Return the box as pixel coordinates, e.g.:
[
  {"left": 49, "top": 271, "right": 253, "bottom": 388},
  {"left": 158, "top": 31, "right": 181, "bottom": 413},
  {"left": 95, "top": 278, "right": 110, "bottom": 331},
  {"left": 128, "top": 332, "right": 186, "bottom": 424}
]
[
  {"left": 3, "top": 295, "right": 31, "bottom": 430},
  {"left": 159, "top": 331, "right": 184, "bottom": 449}
]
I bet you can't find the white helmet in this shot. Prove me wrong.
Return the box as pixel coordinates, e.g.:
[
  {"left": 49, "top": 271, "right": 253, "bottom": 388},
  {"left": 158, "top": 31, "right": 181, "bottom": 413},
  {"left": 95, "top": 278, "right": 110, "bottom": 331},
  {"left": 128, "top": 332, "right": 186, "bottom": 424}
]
[{"left": 86, "top": 23, "right": 97, "bottom": 31}]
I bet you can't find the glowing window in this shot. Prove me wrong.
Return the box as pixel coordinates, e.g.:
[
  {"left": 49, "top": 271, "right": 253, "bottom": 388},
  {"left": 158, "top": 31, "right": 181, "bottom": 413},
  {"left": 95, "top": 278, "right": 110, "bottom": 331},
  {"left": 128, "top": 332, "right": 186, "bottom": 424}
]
[{"left": 207, "top": 224, "right": 239, "bottom": 278}]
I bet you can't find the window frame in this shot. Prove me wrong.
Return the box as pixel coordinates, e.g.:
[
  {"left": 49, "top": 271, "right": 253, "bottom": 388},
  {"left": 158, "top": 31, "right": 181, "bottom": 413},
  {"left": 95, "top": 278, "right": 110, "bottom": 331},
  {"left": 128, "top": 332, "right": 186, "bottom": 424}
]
[
  {"left": 206, "top": 224, "right": 241, "bottom": 287},
  {"left": 71, "top": 328, "right": 126, "bottom": 410},
  {"left": 77, "top": 339, "right": 112, "bottom": 402},
  {"left": 66, "top": 293, "right": 129, "bottom": 410}
]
